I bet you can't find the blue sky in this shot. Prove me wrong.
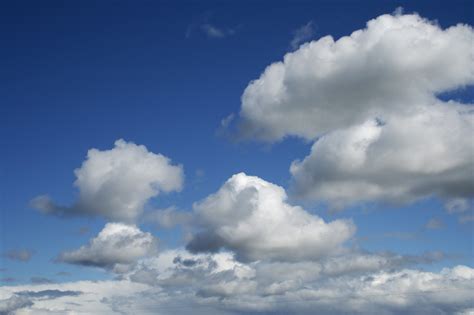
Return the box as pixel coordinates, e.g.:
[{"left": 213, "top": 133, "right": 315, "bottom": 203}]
[{"left": 1, "top": 1, "right": 473, "bottom": 314}]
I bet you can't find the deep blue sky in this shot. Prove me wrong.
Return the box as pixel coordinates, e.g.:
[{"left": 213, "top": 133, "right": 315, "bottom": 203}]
[{"left": 1, "top": 0, "right": 472, "bottom": 284}]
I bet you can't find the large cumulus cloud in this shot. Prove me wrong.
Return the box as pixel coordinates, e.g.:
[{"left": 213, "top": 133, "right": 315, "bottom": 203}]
[
  {"left": 187, "top": 173, "right": 355, "bottom": 262},
  {"left": 239, "top": 13, "right": 473, "bottom": 141},
  {"left": 32, "top": 139, "right": 184, "bottom": 223},
  {"left": 235, "top": 12, "right": 474, "bottom": 206}
]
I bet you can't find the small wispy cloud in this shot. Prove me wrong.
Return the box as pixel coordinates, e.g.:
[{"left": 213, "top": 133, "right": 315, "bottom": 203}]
[
  {"left": 425, "top": 218, "right": 444, "bottom": 230},
  {"left": 186, "top": 12, "right": 239, "bottom": 40},
  {"left": 291, "top": 20, "right": 315, "bottom": 49},
  {"left": 30, "top": 277, "right": 54, "bottom": 284},
  {"left": 3, "top": 249, "right": 34, "bottom": 262}
]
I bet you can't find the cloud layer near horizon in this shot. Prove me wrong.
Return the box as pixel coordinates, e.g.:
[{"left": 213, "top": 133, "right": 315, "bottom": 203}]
[{"left": 1, "top": 249, "right": 473, "bottom": 314}]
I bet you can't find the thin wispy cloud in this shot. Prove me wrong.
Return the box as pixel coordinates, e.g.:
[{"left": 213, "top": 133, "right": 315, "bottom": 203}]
[
  {"left": 3, "top": 249, "right": 34, "bottom": 262},
  {"left": 290, "top": 20, "right": 315, "bottom": 49}
]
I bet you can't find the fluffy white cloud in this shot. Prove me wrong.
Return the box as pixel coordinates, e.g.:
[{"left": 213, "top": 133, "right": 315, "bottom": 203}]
[
  {"left": 235, "top": 12, "right": 474, "bottom": 206},
  {"left": 32, "top": 139, "right": 184, "bottom": 223},
  {"left": 290, "top": 103, "right": 474, "bottom": 205},
  {"left": 187, "top": 173, "right": 355, "bottom": 262},
  {"left": 58, "top": 223, "right": 157, "bottom": 273},
  {"left": 239, "top": 13, "right": 473, "bottom": 141}
]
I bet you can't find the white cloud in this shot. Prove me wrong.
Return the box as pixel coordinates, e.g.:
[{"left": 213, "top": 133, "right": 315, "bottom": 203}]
[
  {"left": 238, "top": 13, "right": 473, "bottom": 141},
  {"left": 187, "top": 173, "right": 355, "bottom": 262},
  {"left": 234, "top": 13, "right": 474, "bottom": 206},
  {"left": 290, "top": 104, "right": 474, "bottom": 205},
  {"left": 58, "top": 223, "right": 157, "bottom": 273},
  {"left": 32, "top": 139, "right": 184, "bottom": 223}
]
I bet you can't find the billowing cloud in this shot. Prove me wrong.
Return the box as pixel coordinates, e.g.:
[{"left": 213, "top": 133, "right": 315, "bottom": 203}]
[
  {"left": 238, "top": 13, "right": 473, "bottom": 141},
  {"left": 57, "top": 223, "right": 157, "bottom": 273},
  {"left": 290, "top": 104, "right": 474, "bottom": 205},
  {"left": 32, "top": 139, "right": 184, "bottom": 223},
  {"left": 234, "top": 13, "right": 474, "bottom": 206},
  {"left": 187, "top": 173, "right": 355, "bottom": 262}
]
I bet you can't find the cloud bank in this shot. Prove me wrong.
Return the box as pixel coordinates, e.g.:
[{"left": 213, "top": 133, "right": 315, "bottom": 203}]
[{"left": 1, "top": 250, "right": 472, "bottom": 314}]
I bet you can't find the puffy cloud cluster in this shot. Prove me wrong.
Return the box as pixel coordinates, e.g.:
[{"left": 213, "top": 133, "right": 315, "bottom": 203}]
[
  {"left": 32, "top": 139, "right": 184, "bottom": 223},
  {"left": 58, "top": 223, "right": 157, "bottom": 273},
  {"left": 187, "top": 173, "right": 355, "bottom": 262},
  {"left": 236, "top": 13, "right": 474, "bottom": 206}
]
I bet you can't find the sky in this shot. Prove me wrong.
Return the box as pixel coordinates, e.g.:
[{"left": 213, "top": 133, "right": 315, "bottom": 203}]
[{"left": 0, "top": 0, "right": 473, "bottom": 314}]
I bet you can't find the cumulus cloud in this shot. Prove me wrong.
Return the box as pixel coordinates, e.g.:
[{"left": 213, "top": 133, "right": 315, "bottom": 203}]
[
  {"left": 239, "top": 13, "right": 473, "bottom": 141},
  {"left": 57, "top": 223, "right": 157, "bottom": 273},
  {"left": 3, "top": 249, "right": 34, "bottom": 262},
  {"left": 290, "top": 105, "right": 474, "bottom": 205},
  {"left": 187, "top": 173, "right": 355, "bottom": 262},
  {"left": 234, "top": 13, "right": 474, "bottom": 206},
  {"left": 31, "top": 139, "right": 184, "bottom": 223}
]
